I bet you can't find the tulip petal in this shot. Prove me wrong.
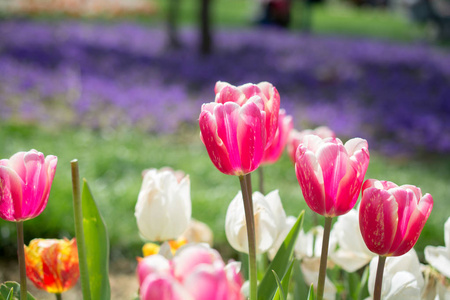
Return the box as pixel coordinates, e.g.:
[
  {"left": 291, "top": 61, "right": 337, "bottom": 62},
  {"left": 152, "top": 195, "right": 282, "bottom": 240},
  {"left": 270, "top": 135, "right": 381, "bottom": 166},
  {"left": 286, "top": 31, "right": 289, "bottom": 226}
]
[
  {"left": 359, "top": 187, "right": 398, "bottom": 255},
  {"left": 216, "top": 85, "right": 246, "bottom": 106},
  {"left": 388, "top": 188, "right": 417, "bottom": 252},
  {"left": 0, "top": 165, "right": 24, "bottom": 221},
  {"left": 316, "top": 142, "right": 349, "bottom": 216},
  {"left": 295, "top": 147, "right": 326, "bottom": 215},
  {"left": 392, "top": 193, "right": 433, "bottom": 256},
  {"left": 199, "top": 104, "right": 235, "bottom": 175},
  {"left": 7, "top": 151, "right": 27, "bottom": 181},
  {"left": 236, "top": 101, "right": 265, "bottom": 174}
]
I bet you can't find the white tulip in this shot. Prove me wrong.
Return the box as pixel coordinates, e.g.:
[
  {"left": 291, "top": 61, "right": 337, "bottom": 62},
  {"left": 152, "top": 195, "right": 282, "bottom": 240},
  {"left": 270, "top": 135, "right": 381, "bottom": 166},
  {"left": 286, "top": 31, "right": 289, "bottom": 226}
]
[
  {"left": 425, "top": 217, "right": 450, "bottom": 279},
  {"left": 225, "top": 190, "right": 286, "bottom": 254},
  {"left": 367, "top": 249, "right": 424, "bottom": 300},
  {"left": 329, "top": 209, "right": 375, "bottom": 272},
  {"left": 135, "top": 168, "right": 191, "bottom": 241}
]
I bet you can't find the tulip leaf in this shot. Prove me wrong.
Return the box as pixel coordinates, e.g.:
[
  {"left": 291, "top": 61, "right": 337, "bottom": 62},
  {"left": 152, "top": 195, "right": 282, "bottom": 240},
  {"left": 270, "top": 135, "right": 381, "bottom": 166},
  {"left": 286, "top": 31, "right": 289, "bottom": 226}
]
[
  {"left": 307, "top": 284, "right": 315, "bottom": 300},
  {"left": 0, "top": 282, "right": 36, "bottom": 300},
  {"left": 272, "top": 260, "right": 294, "bottom": 300},
  {"left": 271, "top": 270, "right": 286, "bottom": 300},
  {"left": 257, "top": 210, "right": 304, "bottom": 300},
  {"left": 82, "top": 180, "right": 111, "bottom": 300},
  {"left": 293, "top": 259, "right": 308, "bottom": 299}
]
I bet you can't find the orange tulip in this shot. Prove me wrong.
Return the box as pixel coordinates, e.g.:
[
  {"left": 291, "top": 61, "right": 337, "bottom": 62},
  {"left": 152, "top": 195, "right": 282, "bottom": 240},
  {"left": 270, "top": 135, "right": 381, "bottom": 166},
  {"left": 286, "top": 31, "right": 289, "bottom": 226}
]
[{"left": 24, "top": 238, "right": 79, "bottom": 294}]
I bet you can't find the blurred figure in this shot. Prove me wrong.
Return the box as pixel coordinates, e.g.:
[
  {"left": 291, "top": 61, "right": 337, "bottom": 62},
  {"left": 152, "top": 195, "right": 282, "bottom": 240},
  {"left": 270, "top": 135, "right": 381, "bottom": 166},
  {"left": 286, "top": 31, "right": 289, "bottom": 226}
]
[{"left": 256, "top": 0, "right": 292, "bottom": 28}]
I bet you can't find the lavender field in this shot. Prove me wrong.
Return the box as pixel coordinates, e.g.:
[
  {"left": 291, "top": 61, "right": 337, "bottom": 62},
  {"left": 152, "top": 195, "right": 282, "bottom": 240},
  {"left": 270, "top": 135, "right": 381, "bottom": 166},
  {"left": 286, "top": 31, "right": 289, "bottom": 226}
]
[{"left": 1, "top": 20, "right": 450, "bottom": 155}]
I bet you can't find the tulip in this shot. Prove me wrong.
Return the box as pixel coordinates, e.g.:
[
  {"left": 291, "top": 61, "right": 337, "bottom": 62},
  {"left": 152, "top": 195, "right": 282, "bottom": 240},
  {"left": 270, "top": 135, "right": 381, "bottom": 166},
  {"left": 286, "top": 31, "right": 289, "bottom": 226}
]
[
  {"left": 214, "top": 81, "right": 280, "bottom": 149},
  {"left": 24, "top": 238, "right": 79, "bottom": 295},
  {"left": 295, "top": 135, "right": 369, "bottom": 300},
  {"left": 359, "top": 179, "right": 433, "bottom": 300},
  {"left": 225, "top": 190, "right": 286, "bottom": 254},
  {"left": 425, "top": 217, "right": 450, "bottom": 278},
  {"left": 137, "top": 245, "right": 244, "bottom": 300},
  {"left": 295, "top": 135, "right": 369, "bottom": 217},
  {"left": 142, "top": 238, "right": 187, "bottom": 257},
  {"left": 200, "top": 81, "right": 281, "bottom": 300},
  {"left": 287, "top": 126, "right": 335, "bottom": 163},
  {"left": 180, "top": 218, "right": 214, "bottom": 246},
  {"left": 0, "top": 149, "right": 58, "bottom": 222},
  {"left": 367, "top": 250, "right": 424, "bottom": 300},
  {"left": 0, "top": 149, "right": 57, "bottom": 300},
  {"left": 359, "top": 179, "right": 433, "bottom": 257},
  {"left": 135, "top": 168, "right": 191, "bottom": 242},
  {"left": 262, "top": 109, "right": 293, "bottom": 165}
]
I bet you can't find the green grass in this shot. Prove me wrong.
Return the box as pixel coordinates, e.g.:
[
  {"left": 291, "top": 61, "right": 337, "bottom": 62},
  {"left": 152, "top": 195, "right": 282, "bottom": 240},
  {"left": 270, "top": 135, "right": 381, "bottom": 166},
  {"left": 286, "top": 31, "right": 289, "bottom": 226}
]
[
  {"left": 0, "top": 122, "right": 448, "bottom": 261},
  {"left": 149, "top": 0, "right": 427, "bottom": 41}
]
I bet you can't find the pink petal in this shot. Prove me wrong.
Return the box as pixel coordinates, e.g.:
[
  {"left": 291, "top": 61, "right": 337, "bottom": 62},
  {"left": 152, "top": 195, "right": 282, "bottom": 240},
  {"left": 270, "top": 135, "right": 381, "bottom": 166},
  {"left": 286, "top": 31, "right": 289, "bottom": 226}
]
[
  {"left": 389, "top": 188, "right": 417, "bottom": 252},
  {"left": 184, "top": 265, "right": 229, "bottom": 300},
  {"left": 316, "top": 142, "right": 349, "bottom": 216},
  {"left": 214, "top": 81, "right": 230, "bottom": 94},
  {"left": 238, "top": 83, "right": 262, "bottom": 100},
  {"left": 22, "top": 150, "right": 46, "bottom": 218},
  {"left": 7, "top": 151, "right": 27, "bottom": 181},
  {"left": 140, "top": 274, "right": 187, "bottom": 300},
  {"left": 216, "top": 85, "right": 246, "bottom": 106},
  {"left": 262, "top": 110, "right": 293, "bottom": 164},
  {"left": 0, "top": 165, "right": 25, "bottom": 221},
  {"left": 236, "top": 101, "right": 265, "bottom": 174},
  {"left": 302, "top": 135, "right": 324, "bottom": 153},
  {"left": 359, "top": 187, "right": 398, "bottom": 255},
  {"left": 215, "top": 103, "right": 245, "bottom": 175},
  {"left": 392, "top": 193, "right": 433, "bottom": 256},
  {"left": 344, "top": 138, "right": 368, "bottom": 157},
  {"left": 199, "top": 106, "right": 234, "bottom": 175},
  {"left": 295, "top": 147, "right": 326, "bottom": 215}
]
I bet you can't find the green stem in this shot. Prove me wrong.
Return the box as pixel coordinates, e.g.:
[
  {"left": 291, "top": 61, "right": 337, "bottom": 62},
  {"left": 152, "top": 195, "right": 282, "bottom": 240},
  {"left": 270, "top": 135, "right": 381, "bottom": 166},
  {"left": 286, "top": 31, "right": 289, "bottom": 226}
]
[
  {"left": 71, "top": 160, "right": 91, "bottom": 300},
  {"left": 55, "top": 293, "right": 62, "bottom": 300},
  {"left": 317, "top": 217, "right": 332, "bottom": 300},
  {"left": 239, "top": 174, "right": 257, "bottom": 300},
  {"left": 16, "top": 221, "right": 27, "bottom": 300},
  {"left": 258, "top": 166, "right": 264, "bottom": 195},
  {"left": 373, "top": 256, "right": 386, "bottom": 300}
]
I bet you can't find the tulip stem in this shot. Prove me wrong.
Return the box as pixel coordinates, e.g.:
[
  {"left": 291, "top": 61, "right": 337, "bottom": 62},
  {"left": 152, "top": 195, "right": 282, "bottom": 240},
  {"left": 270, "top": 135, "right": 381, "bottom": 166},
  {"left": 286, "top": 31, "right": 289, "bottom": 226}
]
[
  {"left": 258, "top": 166, "right": 264, "bottom": 194},
  {"left": 239, "top": 174, "right": 257, "bottom": 300},
  {"left": 71, "top": 160, "right": 91, "bottom": 300},
  {"left": 374, "top": 256, "right": 386, "bottom": 300},
  {"left": 16, "top": 221, "right": 27, "bottom": 300},
  {"left": 317, "top": 217, "right": 332, "bottom": 300},
  {"left": 55, "top": 293, "right": 62, "bottom": 300}
]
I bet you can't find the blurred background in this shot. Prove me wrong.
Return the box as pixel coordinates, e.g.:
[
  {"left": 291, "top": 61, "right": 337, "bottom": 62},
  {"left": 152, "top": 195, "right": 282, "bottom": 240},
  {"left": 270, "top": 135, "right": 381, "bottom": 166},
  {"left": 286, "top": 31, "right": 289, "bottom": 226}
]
[{"left": 0, "top": 0, "right": 450, "bottom": 296}]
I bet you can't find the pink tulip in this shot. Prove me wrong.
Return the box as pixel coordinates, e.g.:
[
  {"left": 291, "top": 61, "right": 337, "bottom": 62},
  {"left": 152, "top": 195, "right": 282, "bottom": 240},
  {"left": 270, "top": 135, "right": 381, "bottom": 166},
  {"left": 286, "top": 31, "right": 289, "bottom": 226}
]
[
  {"left": 0, "top": 149, "right": 57, "bottom": 222},
  {"left": 140, "top": 274, "right": 189, "bottom": 300},
  {"left": 262, "top": 109, "right": 293, "bottom": 164},
  {"left": 137, "top": 245, "right": 244, "bottom": 300},
  {"left": 359, "top": 179, "right": 433, "bottom": 257},
  {"left": 214, "top": 81, "right": 280, "bottom": 149},
  {"left": 199, "top": 85, "right": 270, "bottom": 176},
  {"left": 295, "top": 135, "right": 369, "bottom": 217},
  {"left": 287, "top": 126, "right": 335, "bottom": 163}
]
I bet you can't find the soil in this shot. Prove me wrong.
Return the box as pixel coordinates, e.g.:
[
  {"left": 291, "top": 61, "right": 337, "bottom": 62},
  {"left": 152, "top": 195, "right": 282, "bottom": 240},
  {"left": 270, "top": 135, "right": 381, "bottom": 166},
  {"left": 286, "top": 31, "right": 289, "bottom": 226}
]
[{"left": 0, "top": 258, "right": 139, "bottom": 300}]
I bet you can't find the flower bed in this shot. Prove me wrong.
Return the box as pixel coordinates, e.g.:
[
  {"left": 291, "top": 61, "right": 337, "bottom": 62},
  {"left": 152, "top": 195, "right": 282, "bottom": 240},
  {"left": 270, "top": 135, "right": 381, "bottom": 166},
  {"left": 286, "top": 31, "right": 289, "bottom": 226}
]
[{"left": 1, "top": 20, "right": 450, "bottom": 154}]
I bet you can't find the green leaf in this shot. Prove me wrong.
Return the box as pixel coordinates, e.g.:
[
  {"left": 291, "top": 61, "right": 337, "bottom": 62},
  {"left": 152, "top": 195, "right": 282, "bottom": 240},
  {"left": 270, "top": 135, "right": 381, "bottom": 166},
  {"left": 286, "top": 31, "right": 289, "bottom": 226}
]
[
  {"left": 293, "top": 259, "right": 308, "bottom": 299},
  {"left": 307, "top": 284, "right": 315, "bottom": 300},
  {"left": 0, "top": 282, "right": 36, "bottom": 300},
  {"left": 347, "top": 270, "right": 360, "bottom": 300},
  {"left": 257, "top": 210, "right": 304, "bottom": 300},
  {"left": 272, "top": 270, "right": 286, "bottom": 300},
  {"left": 272, "top": 260, "right": 294, "bottom": 300},
  {"left": 82, "top": 180, "right": 111, "bottom": 300}
]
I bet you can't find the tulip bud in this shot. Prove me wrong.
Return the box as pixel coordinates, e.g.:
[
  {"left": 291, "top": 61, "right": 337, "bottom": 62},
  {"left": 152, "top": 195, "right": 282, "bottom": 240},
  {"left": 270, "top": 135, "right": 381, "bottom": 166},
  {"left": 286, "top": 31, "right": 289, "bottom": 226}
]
[
  {"left": 135, "top": 168, "right": 191, "bottom": 241},
  {"left": 225, "top": 190, "right": 286, "bottom": 254},
  {"left": 295, "top": 136, "right": 369, "bottom": 217},
  {"left": 0, "top": 149, "right": 57, "bottom": 222},
  {"left": 359, "top": 179, "right": 433, "bottom": 257},
  {"left": 24, "top": 238, "right": 79, "bottom": 294}
]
